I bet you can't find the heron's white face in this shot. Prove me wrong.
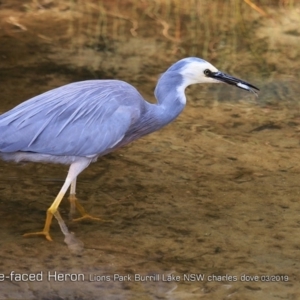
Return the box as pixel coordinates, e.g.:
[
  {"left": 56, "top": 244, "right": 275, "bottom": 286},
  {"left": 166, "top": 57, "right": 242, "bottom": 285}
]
[
  {"left": 173, "top": 57, "right": 259, "bottom": 99},
  {"left": 180, "top": 60, "right": 220, "bottom": 86}
]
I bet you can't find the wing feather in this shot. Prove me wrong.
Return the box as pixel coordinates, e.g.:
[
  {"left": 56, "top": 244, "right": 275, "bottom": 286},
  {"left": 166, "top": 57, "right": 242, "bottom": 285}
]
[{"left": 0, "top": 80, "right": 143, "bottom": 156}]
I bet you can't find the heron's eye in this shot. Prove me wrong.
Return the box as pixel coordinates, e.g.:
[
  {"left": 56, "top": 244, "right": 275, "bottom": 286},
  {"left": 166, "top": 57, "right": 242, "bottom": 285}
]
[{"left": 204, "top": 69, "right": 211, "bottom": 76}]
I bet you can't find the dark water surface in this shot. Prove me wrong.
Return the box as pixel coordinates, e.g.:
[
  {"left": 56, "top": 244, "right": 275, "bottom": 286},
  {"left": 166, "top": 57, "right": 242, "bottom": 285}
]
[{"left": 0, "top": 1, "right": 300, "bottom": 299}]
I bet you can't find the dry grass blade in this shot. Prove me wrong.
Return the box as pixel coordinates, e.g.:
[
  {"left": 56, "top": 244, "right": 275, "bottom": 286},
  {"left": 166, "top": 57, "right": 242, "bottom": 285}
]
[{"left": 243, "top": 0, "right": 268, "bottom": 17}]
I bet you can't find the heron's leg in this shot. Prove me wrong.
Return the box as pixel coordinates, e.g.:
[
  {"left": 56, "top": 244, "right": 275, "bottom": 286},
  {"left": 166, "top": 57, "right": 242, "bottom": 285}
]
[
  {"left": 68, "top": 178, "right": 77, "bottom": 219},
  {"left": 67, "top": 176, "right": 112, "bottom": 223},
  {"left": 67, "top": 178, "right": 102, "bottom": 221},
  {"left": 70, "top": 193, "right": 114, "bottom": 222},
  {"left": 23, "top": 158, "right": 91, "bottom": 241}
]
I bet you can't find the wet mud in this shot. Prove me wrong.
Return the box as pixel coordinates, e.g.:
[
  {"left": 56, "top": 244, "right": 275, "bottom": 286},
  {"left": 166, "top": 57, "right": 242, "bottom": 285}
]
[{"left": 0, "top": 1, "right": 300, "bottom": 299}]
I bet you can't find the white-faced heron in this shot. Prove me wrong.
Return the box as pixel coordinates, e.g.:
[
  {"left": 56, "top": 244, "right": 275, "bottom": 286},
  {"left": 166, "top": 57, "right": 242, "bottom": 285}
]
[{"left": 0, "top": 57, "right": 259, "bottom": 241}]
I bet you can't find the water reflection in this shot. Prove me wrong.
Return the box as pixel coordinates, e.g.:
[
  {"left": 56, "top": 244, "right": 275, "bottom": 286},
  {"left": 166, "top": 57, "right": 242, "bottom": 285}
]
[{"left": 0, "top": 0, "right": 299, "bottom": 299}]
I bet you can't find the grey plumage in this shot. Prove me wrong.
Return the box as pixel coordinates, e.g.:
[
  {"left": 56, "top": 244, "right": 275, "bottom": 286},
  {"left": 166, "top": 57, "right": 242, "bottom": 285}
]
[
  {"left": 0, "top": 81, "right": 143, "bottom": 157},
  {"left": 0, "top": 57, "right": 259, "bottom": 242}
]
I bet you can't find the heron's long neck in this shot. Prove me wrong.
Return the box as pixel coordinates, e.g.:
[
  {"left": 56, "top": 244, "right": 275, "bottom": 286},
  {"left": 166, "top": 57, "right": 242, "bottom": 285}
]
[
  {"left": 122, "top": 72, "right": 187, "bottom": 143},
  {"left": 153, "top": 72, "right": 186, "bottom": 126}
]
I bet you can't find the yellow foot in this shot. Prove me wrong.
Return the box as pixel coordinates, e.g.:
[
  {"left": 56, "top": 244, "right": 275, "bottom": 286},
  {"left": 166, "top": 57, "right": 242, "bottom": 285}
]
[
  {"left": 69, "top": 195, "right": 114, "bottom": 223},
  {"left": 72, "top": 214, "right": 114, "bottom": 223},
  {"left": 23, "top": 231, "right": 53, "bottom": 242}
]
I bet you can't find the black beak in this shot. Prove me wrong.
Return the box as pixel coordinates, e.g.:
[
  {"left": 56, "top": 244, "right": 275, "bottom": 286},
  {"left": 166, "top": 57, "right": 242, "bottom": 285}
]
[{"left": 205, "top": 70, "right": 259, "bottom": 95}]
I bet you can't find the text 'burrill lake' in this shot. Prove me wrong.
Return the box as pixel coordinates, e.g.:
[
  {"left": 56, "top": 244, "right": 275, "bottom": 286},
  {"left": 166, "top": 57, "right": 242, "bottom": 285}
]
[{"left": 0, "top": 271, "right": 289, "bottom": 283}]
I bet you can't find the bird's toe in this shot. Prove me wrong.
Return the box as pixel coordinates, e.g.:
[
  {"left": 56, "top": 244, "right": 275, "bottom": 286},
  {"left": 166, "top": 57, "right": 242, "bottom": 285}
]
[{"left": 23, "top": 231, "right": 53, "bottom": 241}]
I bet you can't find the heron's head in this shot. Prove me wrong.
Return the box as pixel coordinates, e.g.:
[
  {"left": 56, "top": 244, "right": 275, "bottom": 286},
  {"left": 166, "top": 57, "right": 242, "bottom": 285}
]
[{"left": 170, "top": 57, "right": 259, "bottom": 95}]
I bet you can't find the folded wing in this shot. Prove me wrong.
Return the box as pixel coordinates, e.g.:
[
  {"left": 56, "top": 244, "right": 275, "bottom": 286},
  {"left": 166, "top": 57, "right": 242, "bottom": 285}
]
[{"left": 0, "top": 80, "right": 143, "bottom": 156}]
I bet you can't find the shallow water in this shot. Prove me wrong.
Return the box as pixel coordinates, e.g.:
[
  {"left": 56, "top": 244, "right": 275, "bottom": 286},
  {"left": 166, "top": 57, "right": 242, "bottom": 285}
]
[{"left": 0, "top": 1, "right": 300, "bottom": 299}]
